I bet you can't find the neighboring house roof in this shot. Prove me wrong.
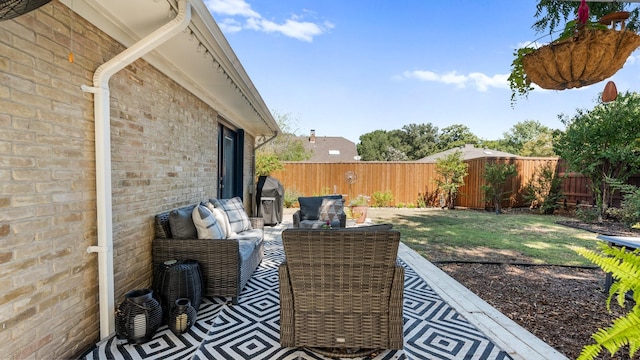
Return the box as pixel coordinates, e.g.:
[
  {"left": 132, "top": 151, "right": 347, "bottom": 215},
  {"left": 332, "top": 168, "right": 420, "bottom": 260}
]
[
  {"left": 417, "top": 144, "right": 519, "bottom": 163},
  {"left": 65, "top": 0, "right": 278, "bottom": 138},
  {"left": 297, "top": 131, "right": 359, "bottom": 162}
]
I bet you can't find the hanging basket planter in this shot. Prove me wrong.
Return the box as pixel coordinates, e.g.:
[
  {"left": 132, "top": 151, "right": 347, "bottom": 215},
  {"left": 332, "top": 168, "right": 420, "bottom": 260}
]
[
  {"left": 0, "top": 0, "right": 52, "bottom": 21},
  {"left": 522, "top": 27, "right": 640, "bottom": 90}
]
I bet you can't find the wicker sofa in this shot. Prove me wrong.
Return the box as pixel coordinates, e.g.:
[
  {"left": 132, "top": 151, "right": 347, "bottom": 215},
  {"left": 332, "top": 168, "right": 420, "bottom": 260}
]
[
  {"left": 293, "top": 195, "right": 347, "bottom": 228},
  {"left": 152, "top": 202, "right": 264, "bottom": 304},
  {"left": 279, "top": 226, "right": 404, "bottom": 352}
]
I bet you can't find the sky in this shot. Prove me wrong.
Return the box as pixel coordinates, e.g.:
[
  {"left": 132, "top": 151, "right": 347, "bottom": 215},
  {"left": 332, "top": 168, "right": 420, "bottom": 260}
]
[{"left": 203, "top": 0, "right": 640, "bottom": 144}]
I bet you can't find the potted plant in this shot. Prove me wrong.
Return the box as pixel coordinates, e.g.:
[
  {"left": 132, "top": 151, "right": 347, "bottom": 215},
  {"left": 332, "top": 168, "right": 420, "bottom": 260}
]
[
  {"left": 349, "top": 195, "right": 370, "bottom": 224},
  {"left": 509, "top": 3, "right": 640, "bottom": 105}
]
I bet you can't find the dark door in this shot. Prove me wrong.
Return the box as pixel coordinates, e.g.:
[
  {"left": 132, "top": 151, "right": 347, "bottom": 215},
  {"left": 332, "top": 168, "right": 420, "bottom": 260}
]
[{"left": 218, "top": 125, "right": 244, "bottom": 199}]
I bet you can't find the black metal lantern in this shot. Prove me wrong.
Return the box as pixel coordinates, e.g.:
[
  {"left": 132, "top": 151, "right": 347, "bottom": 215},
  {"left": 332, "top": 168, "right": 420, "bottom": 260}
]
[
  {"left": 0, "top": 0, "right": 52, "bottom": 21},
  {"left": 115, "top": 289, "right": 163, "bottom": 344}
]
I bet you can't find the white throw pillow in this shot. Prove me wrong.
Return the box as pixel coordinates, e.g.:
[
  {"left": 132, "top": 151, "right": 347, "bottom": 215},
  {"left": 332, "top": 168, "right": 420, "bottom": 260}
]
[
  {"left": 192, "top": 204, "right": 225, "bottom": 239},
  {"left": 318, "top": 198, "right": 344, "bottom": 222}
]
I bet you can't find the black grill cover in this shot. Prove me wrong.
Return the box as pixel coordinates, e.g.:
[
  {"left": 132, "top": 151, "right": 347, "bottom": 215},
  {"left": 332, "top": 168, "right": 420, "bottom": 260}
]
[{"left": 256, "top": 176, "right": 284, "bottom": 225}]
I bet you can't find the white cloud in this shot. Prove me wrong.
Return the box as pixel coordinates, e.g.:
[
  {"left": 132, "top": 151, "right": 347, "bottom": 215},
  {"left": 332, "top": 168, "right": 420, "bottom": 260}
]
[
  {"left": 204, "top": 0, "right": 260, "bottom": 18},
  {"left": 403, "top": 70, "right": 509, "bottom": 92},
  {"left": 439, "top": 71, "right": 468, "bottom": 86},
  {"left": 468, "top": 72, "right": 509, "bottom": 91},
  {"left": 403, "top": 70, "right": 439, "bottom": 82},
  {"left": 205, "top": 0, "right": 331, "bottom": 42},
  {"left": 218, "top": 18, "right": 243, "bottom": 33},
  {"left": 255, "top": 18, "right": 328, "bottom": 42}
]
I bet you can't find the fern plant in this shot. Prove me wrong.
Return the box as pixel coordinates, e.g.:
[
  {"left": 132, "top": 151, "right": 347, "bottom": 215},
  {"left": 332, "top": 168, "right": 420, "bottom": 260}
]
[{"left": 576, "top": 243, "right": 640, "bottom": 360}]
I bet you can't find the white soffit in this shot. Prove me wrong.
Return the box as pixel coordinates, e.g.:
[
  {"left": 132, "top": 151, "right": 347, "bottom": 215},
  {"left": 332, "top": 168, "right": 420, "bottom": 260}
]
[{"left": 61, "top": 0, "right": 278, "bottom": 137}]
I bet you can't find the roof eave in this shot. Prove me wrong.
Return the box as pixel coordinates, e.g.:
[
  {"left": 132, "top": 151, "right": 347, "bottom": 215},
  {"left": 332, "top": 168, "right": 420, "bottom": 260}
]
[{"left": 61, "top": 0, "right": 278, "bottom": 138}]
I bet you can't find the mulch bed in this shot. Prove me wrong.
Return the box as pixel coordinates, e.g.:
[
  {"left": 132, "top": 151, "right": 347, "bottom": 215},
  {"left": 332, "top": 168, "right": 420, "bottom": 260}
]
[
  {"left": 556, "top": 219, "right": 640, "bottom": 237},
  {"left": 438, "top": 219, "right": 638, "bottom": 359}
]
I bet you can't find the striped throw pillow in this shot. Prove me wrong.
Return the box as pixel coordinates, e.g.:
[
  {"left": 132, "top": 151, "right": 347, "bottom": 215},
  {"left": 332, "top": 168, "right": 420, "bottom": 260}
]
[{"left": 192, "top": 204, "right": 225, "bottom": 239}]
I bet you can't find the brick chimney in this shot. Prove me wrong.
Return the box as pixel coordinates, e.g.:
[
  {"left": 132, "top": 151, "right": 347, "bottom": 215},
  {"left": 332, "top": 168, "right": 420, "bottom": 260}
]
[{"left": 310, "top": 129, "right": 316, "bottom": 144}]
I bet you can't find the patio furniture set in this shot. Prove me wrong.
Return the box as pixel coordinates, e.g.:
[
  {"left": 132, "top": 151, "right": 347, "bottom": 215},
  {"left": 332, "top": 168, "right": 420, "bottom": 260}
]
[{"left": 116, "top": 195, "right": 404, "bottom": 355}]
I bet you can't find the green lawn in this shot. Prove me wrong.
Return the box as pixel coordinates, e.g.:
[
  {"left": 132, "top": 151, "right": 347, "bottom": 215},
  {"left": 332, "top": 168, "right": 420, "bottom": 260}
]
[{"left": 367, "top": 207, "right": 602, "bottom": 266}]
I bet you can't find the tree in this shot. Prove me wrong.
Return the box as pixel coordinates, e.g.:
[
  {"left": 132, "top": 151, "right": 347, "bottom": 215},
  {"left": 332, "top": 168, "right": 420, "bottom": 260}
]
[
  {"left": 357, "top": 130, "right": 406, "bottom": 161},
  {"left": 521, "top": 131, "right": 556, "bottom": 157},
  {"left": 383, "top": 146, "right": 409, "bottom": 161},
  {"left": 435, "top": 151, "right": 468, "bottom": 209},
  {"left": 386, "top": 129, "right": 410, "bottom": 159},
  {"left": 437, "top": 124, "right": 480, "bottom": 151},
  {"left": 398, "top": 123, "right": 439, "bottom": 160},
  {"left": 523, "top": 161, "right": 564, "bottom": 214},
  {"left": 482, "top": 162, "right": 518, "bottom": 214},
  {"left": 502, "top": 120, "right": 554, "bottom": 156},
  {"left": 553, "top": 92, "right": 640, "bottom": 220},
  {"left": 255, "top": 154, "right": 283, "bottom": 177},
  {"left": 255, "top": 111, "right": 312, "bottom": 175},
  {"left": 478, "top": 139, "right": 509, "bottom": 152},
  {"left": 358, "top": 124, "right": 439, "bottom": 161}
]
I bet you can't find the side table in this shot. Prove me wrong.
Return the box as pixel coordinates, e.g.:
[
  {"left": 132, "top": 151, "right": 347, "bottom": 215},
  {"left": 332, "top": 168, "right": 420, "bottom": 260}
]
[
  {"left": 152, "top": 259, "right": 203, "bottom": 319},
  {"left": 250, "top": 217, "right": 264, "bottom": 229}
]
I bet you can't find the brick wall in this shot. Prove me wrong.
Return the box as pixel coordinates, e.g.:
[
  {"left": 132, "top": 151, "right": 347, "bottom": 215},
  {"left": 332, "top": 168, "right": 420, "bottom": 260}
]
[{"left": 0, "top": 2, "right": 256, "bottom": 358}]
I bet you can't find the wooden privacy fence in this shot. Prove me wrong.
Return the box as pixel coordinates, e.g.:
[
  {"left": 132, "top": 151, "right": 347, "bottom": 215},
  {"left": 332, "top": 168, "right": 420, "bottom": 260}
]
[
  {"left": 270, "top": 158, "right": 566, "bottom": 209},
  {"left": 270, "top": 159, "right": 640, "bottom": 209}
]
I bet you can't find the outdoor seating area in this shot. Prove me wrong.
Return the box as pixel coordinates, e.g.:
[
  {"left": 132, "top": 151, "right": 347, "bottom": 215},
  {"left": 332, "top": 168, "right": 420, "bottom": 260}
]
[
  {"left": 82, "top": 213, "right": 567, "bottom": 360},
  {"left": 5, "top": 1, "right": 640, "bottom": 359}
]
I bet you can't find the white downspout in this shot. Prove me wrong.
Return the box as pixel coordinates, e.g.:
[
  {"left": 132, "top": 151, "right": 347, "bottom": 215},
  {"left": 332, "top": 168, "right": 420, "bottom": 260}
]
[{"left": 83, "top": 0, "right": 192, "bottom": 340}]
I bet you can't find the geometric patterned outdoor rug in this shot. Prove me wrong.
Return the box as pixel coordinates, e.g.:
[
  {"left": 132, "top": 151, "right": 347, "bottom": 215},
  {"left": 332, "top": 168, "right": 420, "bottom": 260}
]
[{"left": 82, "top": 232, "right": 513, "bottom": 360}]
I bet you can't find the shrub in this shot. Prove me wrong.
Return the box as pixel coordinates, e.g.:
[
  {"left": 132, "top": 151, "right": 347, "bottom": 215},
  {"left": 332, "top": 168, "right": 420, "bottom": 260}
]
[
  {"left": 607, "top": 179, "right": 640, "bottom": 228},
  {"left": 620, "top": 186, "right": 640, "bottom": 228},
  {"left": 255, "top": 153, "right": 283, "bottom": 176},
  {"left": 523, "top": 161, "right": 564, "bottom": 214},
  {"left": 482, "top": 162, "right": 517, "bottom": 214},
  {"left": 372, "top": 190, "right": 394, "bottom": 207},
  {"left": 349, "top": 195, "right": 370, "bottom": 207},
  {"left": 417, "top": 189, "right": 440, "bottom": 208},
  {"left": 283, "top": 188, "right": 302, "bottom": 208},
  {"left": 435, "top": 151, "right": 468, "bottom": 209},
  {"left": 312, "top": 187, "right": 332, "bottom": 196},
  {"left": 604, "top": 207, "right": 624, "bottom": 223},
  {"left": 576, "top": 206, "right": 599, "bottom": 224}
]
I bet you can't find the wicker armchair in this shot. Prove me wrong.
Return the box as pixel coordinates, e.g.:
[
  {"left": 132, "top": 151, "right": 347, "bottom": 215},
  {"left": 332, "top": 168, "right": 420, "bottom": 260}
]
[
  {"left": 293, "top": 195, "right": 347, "bottom": 228},
  {"left": 279, "top": 228, "right": 404, "bottom": 352}
]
